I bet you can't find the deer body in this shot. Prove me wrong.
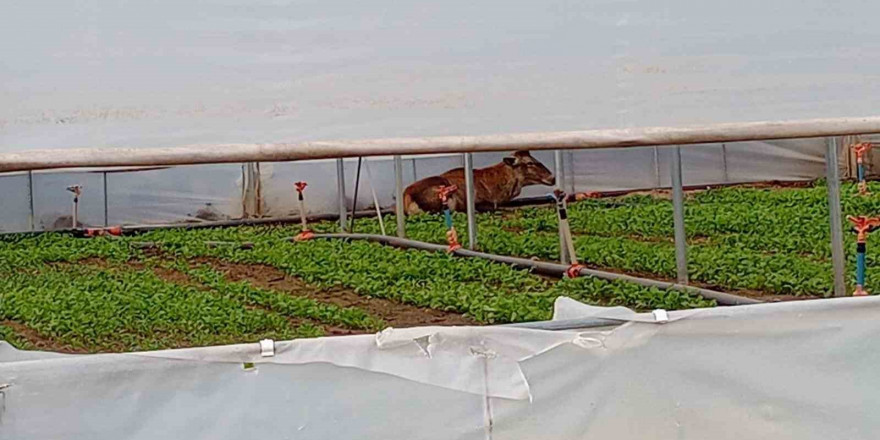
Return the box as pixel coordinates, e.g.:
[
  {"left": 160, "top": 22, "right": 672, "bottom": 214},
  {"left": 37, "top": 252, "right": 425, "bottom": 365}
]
[{"left": 403, "top": 151, "right": 554, "bottom": 215}]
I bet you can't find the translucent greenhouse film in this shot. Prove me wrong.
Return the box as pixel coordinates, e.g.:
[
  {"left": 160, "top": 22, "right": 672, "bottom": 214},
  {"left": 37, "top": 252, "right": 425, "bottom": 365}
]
[{"left": 0, "top": 139, "right": 862, "bottom": 232}]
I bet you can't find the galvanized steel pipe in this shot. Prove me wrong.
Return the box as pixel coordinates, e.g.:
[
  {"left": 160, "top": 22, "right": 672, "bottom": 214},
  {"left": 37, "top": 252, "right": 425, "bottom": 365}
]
[
  {"left": 4, "top": 116, "right": 880, "bottom": 172},
  {"left": 313, "top": 233, "right": 761, "bottom": 306}
]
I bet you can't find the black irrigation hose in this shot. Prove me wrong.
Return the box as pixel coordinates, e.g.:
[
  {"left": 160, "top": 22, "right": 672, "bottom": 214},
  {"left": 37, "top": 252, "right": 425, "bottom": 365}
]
[{"left": 312, "top": 232, "right": 761, "bottom": 306}]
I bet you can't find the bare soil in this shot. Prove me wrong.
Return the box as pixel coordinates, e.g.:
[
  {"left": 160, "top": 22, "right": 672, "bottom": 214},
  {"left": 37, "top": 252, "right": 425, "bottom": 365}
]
[
  {"left": 1, "top": 320, "right": 78, "bottom": 354},
  {"left": 50, "top": 256, "right": 475, "bottom": 336},
  {"left": 191, "top": 257, "right": 476, "bottom": 330}
]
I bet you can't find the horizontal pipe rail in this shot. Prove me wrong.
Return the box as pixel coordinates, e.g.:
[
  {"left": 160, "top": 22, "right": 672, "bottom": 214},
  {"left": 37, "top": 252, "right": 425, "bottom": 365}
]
[
  {"left": 3, "top": 116, "right": 880, "bottom": 173},
  {"left": 313, "top": 233, "right": 761, "bottom": 306}
]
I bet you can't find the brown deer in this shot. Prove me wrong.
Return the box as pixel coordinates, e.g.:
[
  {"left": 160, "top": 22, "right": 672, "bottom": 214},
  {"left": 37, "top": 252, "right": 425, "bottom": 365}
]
[{"left": 403, "top": 151, "right": 555, "bottom": 214}]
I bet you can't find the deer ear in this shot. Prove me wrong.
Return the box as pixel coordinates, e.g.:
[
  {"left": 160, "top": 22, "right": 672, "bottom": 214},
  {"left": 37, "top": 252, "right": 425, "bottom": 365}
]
[{"left": 503, "top": 157, "right": 516, "bottom": 166}]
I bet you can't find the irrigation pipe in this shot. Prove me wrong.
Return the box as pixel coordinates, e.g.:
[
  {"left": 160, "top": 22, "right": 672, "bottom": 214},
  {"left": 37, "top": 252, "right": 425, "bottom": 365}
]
[{"left": 313, "top": 233, "right": 760, "bottom": 306}]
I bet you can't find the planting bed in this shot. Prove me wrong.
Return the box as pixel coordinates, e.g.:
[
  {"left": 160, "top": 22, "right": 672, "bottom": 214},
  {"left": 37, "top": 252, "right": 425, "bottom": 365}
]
[
  {"left": 3, "top": 181, "right": 869, "bottom": 354},
  {"left": 346, "top": 180, "right": 879, "bottom": 299},
  {"left": 0, "top": 223, "right": 711, "bottom": 353}
]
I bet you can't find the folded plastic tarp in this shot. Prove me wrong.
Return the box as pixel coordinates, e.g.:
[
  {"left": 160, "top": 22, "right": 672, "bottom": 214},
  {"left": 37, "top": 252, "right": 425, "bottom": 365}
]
[{"left": 2, "top": 296, "right": 879, "bottom": 439}]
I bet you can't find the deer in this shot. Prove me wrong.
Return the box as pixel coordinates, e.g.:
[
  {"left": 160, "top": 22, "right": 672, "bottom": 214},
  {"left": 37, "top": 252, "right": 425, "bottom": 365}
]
[{"left": 403, "top": 151, "right": 555, "bottom": 215}]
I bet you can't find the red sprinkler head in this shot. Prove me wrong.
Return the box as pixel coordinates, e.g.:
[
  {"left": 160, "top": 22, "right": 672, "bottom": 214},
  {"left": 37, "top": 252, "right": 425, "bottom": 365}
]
[
  {"left": 436, "top": 185, "right": 458, "bottom": 203},
  {"left": 565, "top": 264, "right": 586, "bottom": 279},
  {"left": 847, "top": 215, "right": 880, "bottom": 243},
  {"left": 66, "top": 185, "right": 82, "bottom": 197},
  {"left": 552, "top": 189, "right": 566, "bottom": 202},
  {"left": 294, "top": 181, "right": 308, "bottom": 194},
  {"left": 84, "top": 226, "right": 123, "bottom": 238},
  {"left": 853, "top": 142, "right": 872, "bottom": 164}
]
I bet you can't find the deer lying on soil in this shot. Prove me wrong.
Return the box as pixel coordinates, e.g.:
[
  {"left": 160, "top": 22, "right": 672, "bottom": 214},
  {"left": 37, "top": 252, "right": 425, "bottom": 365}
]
[{"left": 403, "top": 151, "right": 555, "bottom": 214}]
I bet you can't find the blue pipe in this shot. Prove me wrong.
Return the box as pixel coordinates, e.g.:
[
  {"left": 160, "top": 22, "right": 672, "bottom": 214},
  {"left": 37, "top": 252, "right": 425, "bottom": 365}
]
[
  {"left": 859, "top": 163, "right": 865, "bottom": 182},
  {"left": 857, "top": 242, "right": 867, "bottom": 286},
  {"left": 443, "top": 208, "right": 453, "bottom": 229}
]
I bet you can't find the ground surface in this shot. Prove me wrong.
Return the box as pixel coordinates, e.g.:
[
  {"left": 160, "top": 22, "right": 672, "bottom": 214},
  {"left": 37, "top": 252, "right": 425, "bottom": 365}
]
[
  {"left": 2, "top": 181, "right": 873, "bottom": 354},
  {"left": 357, "top": 180, "right": 880, "bottom": 299}
]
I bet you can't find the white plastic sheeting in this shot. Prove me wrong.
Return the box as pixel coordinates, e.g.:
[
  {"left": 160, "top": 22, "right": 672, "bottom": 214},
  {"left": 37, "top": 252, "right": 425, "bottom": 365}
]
[
  {"left": 4, "top": 0, "right": 880, "bottom": 150},
  {"left": 3, "top": 296, "right": 880, "bottom": 439}
]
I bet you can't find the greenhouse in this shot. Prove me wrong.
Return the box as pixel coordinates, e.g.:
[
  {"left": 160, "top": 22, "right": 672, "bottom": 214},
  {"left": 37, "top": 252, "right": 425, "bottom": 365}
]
[{"left": 3, "top": 0, "right": 880, "bottom": 439}]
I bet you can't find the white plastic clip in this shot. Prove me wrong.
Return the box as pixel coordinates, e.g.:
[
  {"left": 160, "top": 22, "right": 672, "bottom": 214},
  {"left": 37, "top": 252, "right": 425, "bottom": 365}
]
[
  {"left": 652, "top": 309, "right": 669, "bottom": 323},
  {"left": 259, "top": 339, "right": 275, "bottom": 357}
]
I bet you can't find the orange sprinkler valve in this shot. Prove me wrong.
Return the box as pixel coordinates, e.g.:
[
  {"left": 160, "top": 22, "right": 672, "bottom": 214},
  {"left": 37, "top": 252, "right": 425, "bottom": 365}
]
[
  {"left": 565, "top": 264, "right": 586, "bottom": 279},
  {"left": 847, "top": 215, "right": 880, "bottom": 296},
  {"left": 436, "top": 185, "right": 461, "bottom": 251},
  {"left": 445, "top": 228, "right": 462, "bottom": 252},
  {"left": 574, "top": 192, "right": 601, "bottom": 201},
  {"left": 852, "top": 142, "right": 872, "bottom": 195},
  {"left": 83, "top": 226, "right": 123, "bottom": 238},
  {"left": 847, "top": 215, "right": 880, "bottom": 243},
  {"left": 293, "top": 230, "right": 315, "bottom": 241},
  {"left": 293, "top": 181, "right": 313, "bottom": 241},
  {"left": 853, "top": 142, "right": 872, "bottom": 163}
]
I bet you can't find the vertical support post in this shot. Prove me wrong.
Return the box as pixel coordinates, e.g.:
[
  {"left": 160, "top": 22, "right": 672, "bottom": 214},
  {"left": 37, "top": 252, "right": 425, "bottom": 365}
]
[
  {"left": 102, "top": 171, "right": 109, "bottom": 226},
  {"left": 27, "top": 170, "right": 35, "bottom": 231},
  {"left": 567, "top": 151, "right": 576, "bottom": 193},
  {"left": 554, "top": 150, "right": 570, "bottom": 263},
  {"left": 241, "top": 163, "right": 251, "bottom": 219},
  {"left": 349, "top": 157, "right": 363, "bottom": 233},
  {"left": 826, "top": 137, "right": 847, "bottom": 297},
  {"left": 653, "top": 146, "right": 661, "bottom": 188},
  {"left": 671, "top": 146, "right": 688, "bottom": 284},
  {"left": 336, "top": 158, "right": 348, "bottom": 231},
  {"left": 464, "top": 153, "right": 477, "bottom": 249},
  {"left": 254, "top": 162, "right": 263, "bottom": 217},
  {"left": 394, "top": 155, "right": 406, "bottom": 238},
  {"left": 720, "top": 144, "right": 730, "bottom": 183}
]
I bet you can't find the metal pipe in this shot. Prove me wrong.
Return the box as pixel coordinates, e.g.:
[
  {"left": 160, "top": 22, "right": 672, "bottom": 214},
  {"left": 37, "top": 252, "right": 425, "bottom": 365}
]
[
  {"left": 671, "top": 147, "right": 688, "bottom": 284},
  {"left": 464, "top": 153, "right": 477, "bottom": 249},
  {"left": 857, "top": 242, "right": 866, "bottom": 292},
  {"left": 336, "top": 158, "right": 347, "bottom": 231},
  {"left": 349, "top": 157, "right": 362, "bottom": 232},
  {"left": 102, "top": 171, "right": 109, "bottom": 226},
  {"left": 5, "top": 116, "right": 880, "bottom": 173},
  {"left": 653, "top": 146, "right": 661, "bottom": 188},
  {"left": 295, "top": 183, "right": 308, "bottom": 231},
  {"left": 124, "top": 209, "right": 393, "bottom": 233},
  {"left": 566, "top": 151, "right": 576, "bottom": 193},
  {"left": 240, "top": 163, "right": 249, "bottom": 219},
  {"left": 362, "top": 158, "right": 386, "bottom": 236},
  {"left": 394, "top": 155, "right": 405, "bottom": 238},
  {"left": 552, "top": 191, "right": 578, "bottom": 265},
  {"left": 554, "top": 151, "right": 570, "bottom": 263},
  {"left": 27, "top": 170, "right": 35, "bottom": 231},
  {"left": 314, "top": 233, "right": 761, "bottom": 306},
  {"left": 254, "top": 162, "right": 263, "bottom": 217},
  {"left": 826, "top": 138, "right": 847, "bottom": 297},
  {"left": 721, "top": 144, "right": 730, "bottom": 183}
]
